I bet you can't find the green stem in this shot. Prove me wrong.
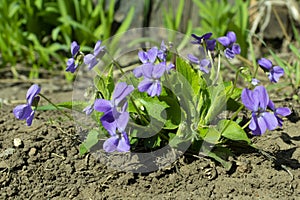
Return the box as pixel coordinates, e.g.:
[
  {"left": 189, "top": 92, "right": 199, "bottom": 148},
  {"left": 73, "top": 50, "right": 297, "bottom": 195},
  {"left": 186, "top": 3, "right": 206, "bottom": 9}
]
[
  {"left": 247, "top": 36, "right": 259, "bottom": 78},
  {"left": 38, "top": 93, "right": 74, "bottom": 121},
  {"left": 105, "top": 50, "right": 126, "bottom": 75},
  {"left": 220, "top": 104, "right": 244, "bottom": 135},
  {"left": 129, "top": 97, "right": 149, "bottom": 125},
  {"left": 228, "top": 67, "right": 243, "bottom": 99},
  {"left": 241, "top": 119, "right": 251, "bottom": 130}
]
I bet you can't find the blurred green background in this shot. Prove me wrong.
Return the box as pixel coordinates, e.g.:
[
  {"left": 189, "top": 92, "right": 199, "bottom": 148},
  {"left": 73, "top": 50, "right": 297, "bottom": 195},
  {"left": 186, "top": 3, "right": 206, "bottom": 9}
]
[{"left": 1, "top": 0, "right": 299, "bottom": 82}]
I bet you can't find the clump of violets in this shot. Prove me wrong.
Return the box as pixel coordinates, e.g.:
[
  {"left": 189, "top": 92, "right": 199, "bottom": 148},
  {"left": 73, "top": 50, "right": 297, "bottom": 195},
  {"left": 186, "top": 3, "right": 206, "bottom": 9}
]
[
  {"left": 13, "top": 29, "right": 293, "bottom": 163},
  {"left": 241, "top": 86, "right": 291, "bottom": 135},
  {"left": 258, "top": 58, "right": 284, "bottom": 83},
  {"left": 218, "top": 31, "right": 241, "bottom": 59},
  {"left": 94, "top": 82, "right": 134, "bottom": 152},
  {"left": 13, "top": 84, "right": 41, "bottom": 126}
]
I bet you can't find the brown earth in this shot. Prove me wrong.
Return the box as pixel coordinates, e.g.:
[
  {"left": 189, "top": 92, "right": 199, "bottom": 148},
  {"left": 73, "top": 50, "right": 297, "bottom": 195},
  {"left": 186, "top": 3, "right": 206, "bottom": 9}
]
[{"left": 0, "top": 79, "right": 300, "bottom": 200}]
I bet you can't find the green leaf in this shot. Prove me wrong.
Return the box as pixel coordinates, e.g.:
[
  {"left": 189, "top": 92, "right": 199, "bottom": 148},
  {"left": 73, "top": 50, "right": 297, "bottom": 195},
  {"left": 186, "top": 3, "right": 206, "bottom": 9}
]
[
  {"left": 218, "top": 119, "right": 251, "bottom": 144},
  {"left": 139, "top": 96, "right": 169, "bottom": 123},
  {"left": 207, "top": 146, "right": 233, "bottom": 171},
  {"left": 110, "top": 6, "right": 135, "bottom": 53},
  {"left": 144, "top": 135, "right": 161, "bottom": 149},
  {"left": 176, "top": 56, "right": 202, "bottom": 96},
  {"left": 94, "top": 65, "right": 114, "bottom": 99},
  {"left": 204, "top": 83, "right": 226, "bottom": 123},
  {"left": 199, "top": 127, "right": 221, "bottom": 144},
  {"left": 289, "top": 44, "right": 300, "bottom": 60},
  {"left": 79, "top": 129, "right": 99, "bottom": 155},
  {"left": 158, "top": 95, "right": 181, "bottom": 129}
]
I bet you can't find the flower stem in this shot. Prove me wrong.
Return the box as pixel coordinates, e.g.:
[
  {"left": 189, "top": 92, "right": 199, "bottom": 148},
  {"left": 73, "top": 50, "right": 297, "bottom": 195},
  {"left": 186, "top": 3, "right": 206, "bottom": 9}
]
[
  {"left": 220, "top": 104, "right": 244, "bottom": 135},
  {"left": 38, "top": 93, "right": 74, "bottom": 121}
]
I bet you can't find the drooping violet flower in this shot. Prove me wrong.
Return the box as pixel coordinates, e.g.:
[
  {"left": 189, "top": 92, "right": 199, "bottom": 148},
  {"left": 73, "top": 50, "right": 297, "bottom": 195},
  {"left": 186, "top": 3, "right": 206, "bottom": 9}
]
[
  {"left": 13, "top": 84, "right": 41, "bottom": 126},
  {"left": 66, "top": 41, "right": 80, "bottom": 73},
  {"left": 218, "top": 31, "right": 241, "bottom": 59},
  {"left": 157, "top": 41, "right": 167, "bottom": 61},
  {"left": 94, "top": 82, "right": 134, "bottom": 127},
  {"left": 82, "top": 104, "right": 94, "bottom": 116},
  {"left": 187, "top": 54, "right": 211, "bottom": 74},
  {"left": 241, "top": 86, "right": 279, "bottom": 135},
  {"left": 268, "top": 100, "right": 291, "bottom": 127},
  {"left": 84, "top": 40, "right": 106, "bottom": 70},
  {"left": 258, "top": 58, "right": 284, "bottom": 83},
  {"left": 102, "top": 114, "right": 130, "bottom": 152},
  {"left": 137, "top": 63, "right": 166, "bottom": 97},
  {"left": 133, "top": 47, "right": 158, "bottom": 78},
  {"left": 191, "top": 32, "right": 216, "bottom": 51}
]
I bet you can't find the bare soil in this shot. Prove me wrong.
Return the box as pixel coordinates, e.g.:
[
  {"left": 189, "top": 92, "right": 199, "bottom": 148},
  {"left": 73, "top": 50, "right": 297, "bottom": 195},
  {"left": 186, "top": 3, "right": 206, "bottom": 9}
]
[{"left": 0, "top": 80, "right": 300, "bottom": 200}]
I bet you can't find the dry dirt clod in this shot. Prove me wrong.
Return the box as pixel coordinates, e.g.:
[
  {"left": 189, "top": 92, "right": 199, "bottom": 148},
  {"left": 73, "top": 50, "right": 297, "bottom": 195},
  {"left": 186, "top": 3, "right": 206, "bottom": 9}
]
[{"left": 13, "top": 138, "right": 23, "bottom": 148}]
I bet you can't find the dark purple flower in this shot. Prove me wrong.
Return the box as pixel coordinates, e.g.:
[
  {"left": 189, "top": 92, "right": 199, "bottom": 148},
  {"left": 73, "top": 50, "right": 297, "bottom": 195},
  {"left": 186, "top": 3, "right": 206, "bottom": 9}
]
[
  {"left": 191, "top": 32, "right": 216, "bottom": 51},
  {"left": 218, "top": 31, "right": 241, "bottom": 59},
  {"left": 66, "top": 41, "right": 80, "bottom": 73},
  {"left": 241, "top": 86, "right": 278, "bottom": 135},
  {"left": 13, "top": 84, "right": 41, "bottom": 126},
  {"left": 258, "top": 58, "right": 284, "bottom": 83},
  {"left": 268, "top": 100, "right": 291, "bottom": 127},
  {"left": 84, "top": 40, "right": 105, "bottom": 70},
  {"left": 137, "top": 63, "right": 165, "bottom": 97},
  {"left": 71, "top": 41, "right": 80, "bottom": 57},
  {"left": 66, "top": 58, "right": 77, "bottom": 73},
  {"left": 187, "top": 54, "right": 211, "bottom": 74}
]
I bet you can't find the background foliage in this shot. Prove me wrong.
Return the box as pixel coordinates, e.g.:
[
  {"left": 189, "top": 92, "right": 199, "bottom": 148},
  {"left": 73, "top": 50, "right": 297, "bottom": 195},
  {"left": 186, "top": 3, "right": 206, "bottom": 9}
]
[{"left": 0, "top": 0, "right": 134, "bottom": 78}]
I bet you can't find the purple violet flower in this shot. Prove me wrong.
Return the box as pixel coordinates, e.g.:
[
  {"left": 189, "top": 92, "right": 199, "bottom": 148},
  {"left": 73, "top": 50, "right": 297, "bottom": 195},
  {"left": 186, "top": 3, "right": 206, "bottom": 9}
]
[
  {"left": 13, "top": 84, "right": 41, "bottom": 126},
  {"left": 94, "top": 82, "right": 133, "bottom": 126},
  {"left": 136, "top": 63, "right": 166, "bottom": 97},
  {"left": 191, "top": 32, "right": 216, "bottom": 51},
  {"left": 241, "top": 86, "right": 281, "bottom": 135},
  {"left": 133, "top": 47, "right": 158, "bottom": 78},
  {"left": 102, "top": 115, "right": 130, "bottom": 152},
  {"left": 187, "top": 54, "right": 211, "bottom": 74},
  {"left": 218, "top": 31, "right": 241, "bottom": 59},
  {"left": 94, "top": 82, "right": 133, "bottom": 152},
  {"left": 258, "top": 58, "right": 284, "bottom": 83},
  {"left": 66, "top": 41, "right": 80, "bottom": 73},
  {"left": 82, "top": 104, "right": 94, "bottom": 116},
  {"left": 84, "top": 40, "right": 106, "bottom": 70},
  {"left": 157, "top": 41, "right": 167, "bottom": 61},
  {"left": 268, "top": 100, "right": 291, "bottom": 127},
  {"left": 139, "top": 47, "right": 158, "bottom": 64}
]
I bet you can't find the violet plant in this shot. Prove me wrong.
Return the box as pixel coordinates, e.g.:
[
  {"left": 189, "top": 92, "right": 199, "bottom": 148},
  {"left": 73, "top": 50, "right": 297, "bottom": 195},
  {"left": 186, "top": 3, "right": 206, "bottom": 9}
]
[{"left": 13, "top": 29, "right": 292, "bottom": 171}]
